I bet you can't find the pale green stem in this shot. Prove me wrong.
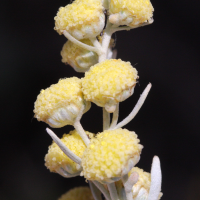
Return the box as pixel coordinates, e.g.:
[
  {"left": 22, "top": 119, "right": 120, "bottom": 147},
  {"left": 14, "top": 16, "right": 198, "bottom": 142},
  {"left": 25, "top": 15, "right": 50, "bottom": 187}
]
[
  {"left": 93, "top": 181, "right": 111, "bottom": 200},
  {"left": 110, "top": 103, "right": 119, "bottom": 129},
  {"left": 74, "top": 121, "right": 90, "bottom": 146},
  {"left": 63, "top": 30, "right": 101, "bottom": 54},
  {"left": 103, "top": 107, "right": 110, "bottom": 131},
  {"left": 89, "top": 181, "right": 102, "bottom": 200},
  {"left": 46, "top": 128, "right": 81, "bottom": 165},
  {"left": 110, "top": 83, "right": 152, "bottom": 130},
  {"left": 107, "top": 183, "right": 119, "bottom": 200}
]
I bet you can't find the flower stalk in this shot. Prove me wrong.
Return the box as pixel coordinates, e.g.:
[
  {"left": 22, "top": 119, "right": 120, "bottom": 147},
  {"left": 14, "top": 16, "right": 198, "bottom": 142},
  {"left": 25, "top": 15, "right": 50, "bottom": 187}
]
[{"left": 33, "top": 0, "right": 163, "bottom": 200}]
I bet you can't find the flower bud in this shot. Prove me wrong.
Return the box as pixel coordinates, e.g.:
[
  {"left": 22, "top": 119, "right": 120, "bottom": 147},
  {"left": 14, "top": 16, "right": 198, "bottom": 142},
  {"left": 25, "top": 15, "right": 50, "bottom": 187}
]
[
  {"left": 61, "top": 39, "right": 98, "bottom": 73},
  {"left": 54, "top": 0, "right": 105, "bottom": 40},
  {"left": 82, "top": 59, "right": 138, "bottom": 113},
  {"left": 58, "top": 187, "right": 94, "bottom": 200},
  {"left": 109, "top": 0, "right": 154, "bottom": 27},
  {"left": 45, "top": 130, "right": 94, "bottom": 178},
  {"left": 129, "top": 167, "right": 163, "bottom": 200},
  {"left": 34, "top": 77, "right": 91, "bottom": 128},
  {"left": 81, "top": 128, "right": 143, "bottom": 183}
]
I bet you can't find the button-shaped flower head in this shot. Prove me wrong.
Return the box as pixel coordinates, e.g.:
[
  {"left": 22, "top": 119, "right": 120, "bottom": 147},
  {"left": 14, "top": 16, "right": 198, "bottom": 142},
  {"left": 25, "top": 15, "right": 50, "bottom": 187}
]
[
  {"left": 58, "top": 187, "right": 94, "bottom": 200},
  {"left": 61, "top": 39, "right": 98, "bottom": 73},
  {"left": 54, "top": 0, "right": 105, "bottom": 40},
  {"left": 45, "top": 130, "right": 94, "bottom": 178},
  {"left": 82, "top": 59, "right": 138, "bottom": 113},
  {"left": 129, "top": 167, "right": 163, "bottom": 200},
  {"left": 109, "top": 0, "right": 154, "bottom": 27},
  {"left": 81, "top": 128, "right": 143, "bottom": 183},
  {"left": 34, "top": 77, "right": 91, "bottom": 128}
]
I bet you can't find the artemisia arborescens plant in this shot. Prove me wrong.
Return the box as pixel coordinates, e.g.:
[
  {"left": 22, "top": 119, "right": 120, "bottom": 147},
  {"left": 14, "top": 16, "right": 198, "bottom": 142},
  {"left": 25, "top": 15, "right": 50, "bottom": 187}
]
[{"left": 33, "top": 0, "right": 163, "bottom": 200}]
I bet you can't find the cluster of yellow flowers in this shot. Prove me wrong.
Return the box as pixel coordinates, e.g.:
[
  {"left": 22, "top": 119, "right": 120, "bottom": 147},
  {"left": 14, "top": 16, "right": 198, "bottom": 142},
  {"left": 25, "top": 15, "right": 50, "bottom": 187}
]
[{"left": 34, "top": 0, "right": 163, "bottom": 200}]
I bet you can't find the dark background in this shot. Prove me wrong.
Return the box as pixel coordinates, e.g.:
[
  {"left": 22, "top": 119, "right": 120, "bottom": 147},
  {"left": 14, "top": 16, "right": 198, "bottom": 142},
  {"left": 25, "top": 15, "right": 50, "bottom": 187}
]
[{"left": 1, "top": 0, "right": 200, "bottom": 199}]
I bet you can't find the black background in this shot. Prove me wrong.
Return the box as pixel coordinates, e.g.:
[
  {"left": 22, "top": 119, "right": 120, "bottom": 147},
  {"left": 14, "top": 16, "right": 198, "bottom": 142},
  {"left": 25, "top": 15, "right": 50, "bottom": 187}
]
[{"left": 1, "top": 0, "right": 200, "bottom": 200}]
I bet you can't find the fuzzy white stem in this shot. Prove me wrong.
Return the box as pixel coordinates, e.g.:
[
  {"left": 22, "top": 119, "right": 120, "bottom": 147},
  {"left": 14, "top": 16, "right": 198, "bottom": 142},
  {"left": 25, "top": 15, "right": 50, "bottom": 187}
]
[
  {"left": 147, "top": 156, "right": 162, "bottom": 200},
  {"left": 73, "top": 106, "right": 90, "bottom": 146},
  {"left": 98, "top": 21, "right": 113, "bottom": 131},
  {"left": 110, "top": 20, "right": 154, "bottom": 34},
  {"left": 111, "top": 26, "right": 131, "bottom": 33},
  {"left": 63, "top": 30, "right": 101, "bottom": 54},
  {"left": 103, "top": 107, "right": 110, "bottom": 130},
  {"left": 110, "top": 83, "right": 152, "bottom": 130},
  {"left": 90, "top": 37, "right": 102, "bottom": 49},
  {"left": 46, "top": 128, "right": 81, "bottom": 165},
  {"left": 122, "top": 172, "right": 139, "bottom": 200},
  {"left": 107, "top": 183, "right": 119, "bottom": 200},
  {"left": 110, "top": 103, "right": 119, "bottom": 129},
  {"left": 93, "top": 181, "right": 111, "bottom": 200},
  {"left": 112, "top": 49, "right": 117, "bottom": 59},
  {"left": 74, "top": 121, "right": 90, "bottom": 146},
  {"left": 89, "top": 181, "right": 102, "bottom": 200},
  {"left": 122, "top": 174, "right": 128, "bottom": 184},
  {"left": 99, "top": 21, "right": 112, "bottom": 62}
]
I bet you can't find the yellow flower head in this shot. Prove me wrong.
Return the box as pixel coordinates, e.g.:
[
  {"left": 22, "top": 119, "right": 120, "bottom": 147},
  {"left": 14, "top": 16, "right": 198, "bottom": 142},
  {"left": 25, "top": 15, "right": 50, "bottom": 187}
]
[
  {"left": 45, "top": 130, "right": 94, "bottom": 177},
  {"left": 109, "top": 0, "right": 154, "bottom": 27},
  {"left": 129, "top": 167, "right": 163, "bottom": 200},
  {"left": 34, "top": 77, "right": 91, "bottom": 128},
  {"left": 82, "top": 59, "right": 138, "bottom": 113},
  {"left": 58, "top": 187, "right": 94, "bottom": 200},
  {"left": 81, "top": 129, "right": 143, "bottom": 183},
  {"left": 54, "top": 0, "right": 105, "bottom": 40},
  {"left": 61, "top": 39, "right": 98, "bottom": 73}
]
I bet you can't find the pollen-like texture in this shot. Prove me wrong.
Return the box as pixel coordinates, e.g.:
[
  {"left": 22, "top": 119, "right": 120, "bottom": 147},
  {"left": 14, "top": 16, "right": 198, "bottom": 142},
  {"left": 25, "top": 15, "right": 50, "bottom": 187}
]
[
  {"left": 61, "top": 39, "right": 98, "bottom": 72},
  {"left": 129, "top": 167, "right": 163, "bottom": 200},
  {"left": 54, "top": 0, "right": 104, "bottom": 36},
  {"left": 130, "top": 167, "right": 151, "bottom": 196},
  {"left": 109, "top": 0, "right": 154, "bottom": 26},
  {"left": 58, "top": 187, "right": 94, "bottom": 200},
  {"left": 81, "top": 129, "right": 143, "bottom": 183},
  {"left": 82, "top": 59, "right": 138, "bottom": 108},
  {"left": 34, "top": 77, "right": 88, "bottom": 125},
  {"left": 45, "top": 130, "right": 94, "bottom": 173}
]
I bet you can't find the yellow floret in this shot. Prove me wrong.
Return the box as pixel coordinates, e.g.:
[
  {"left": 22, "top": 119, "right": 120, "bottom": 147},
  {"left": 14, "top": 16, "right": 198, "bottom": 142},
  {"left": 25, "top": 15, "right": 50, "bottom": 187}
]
[
  {"left": 61, "top": 39, "right": 98, "bottom": 73},
  {"left": 109, "top": 0, "right": 154, "bottom": 26},
  {"left": 82, "top": 59, "right": 138, "bottom": 112},
  {"left": 45, "top": 130, "right": 94, "bottom": 177},
  {"left": 129, "top": 167, "right": 163, "bottom": 200},
  {"left": 81, "top": 129, "right": 143, "bottom": 183},
  {"left": 34, "top": 77, "right": 91, "bottom": 128},
  {"left": 58, "top": 187, "right": 94, "bottom": 200},
  {"left": 54, "top": 0, "right": 105, "bottom": 39}
]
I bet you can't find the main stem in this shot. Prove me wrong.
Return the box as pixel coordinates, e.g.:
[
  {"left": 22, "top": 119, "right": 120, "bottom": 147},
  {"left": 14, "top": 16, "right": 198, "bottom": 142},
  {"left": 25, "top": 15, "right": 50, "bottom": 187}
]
[
  {"left": 100, "top": 21, "right": 113, "bottom": 130},
  {"left": 98, "top": 22, "right": 112, "bottom": 62}
]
